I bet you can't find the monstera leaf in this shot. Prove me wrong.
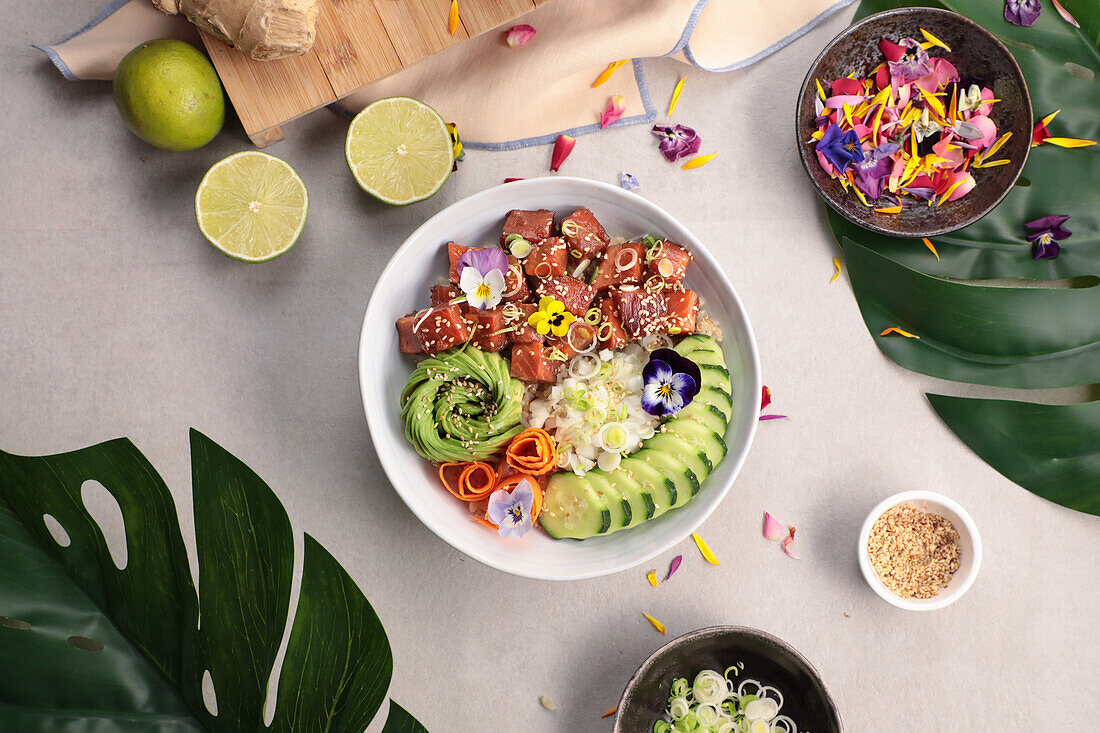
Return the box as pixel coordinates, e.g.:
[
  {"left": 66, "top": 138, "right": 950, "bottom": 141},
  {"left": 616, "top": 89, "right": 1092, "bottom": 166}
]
[
  {"left": 0, "top": 430, "right": 427, "bottom": 733},
  {"left": 830, "top": 0, "right": 1100, "bottom": 514}
]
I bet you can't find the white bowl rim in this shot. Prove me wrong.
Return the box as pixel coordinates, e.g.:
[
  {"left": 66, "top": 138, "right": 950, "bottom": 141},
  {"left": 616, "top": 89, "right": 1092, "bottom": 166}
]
[
  {"left": 358, "top": 176, "right": 762, "bottom": 580},
  {"left": 857, "top": 490, "right": 982, "bottom": 611}
]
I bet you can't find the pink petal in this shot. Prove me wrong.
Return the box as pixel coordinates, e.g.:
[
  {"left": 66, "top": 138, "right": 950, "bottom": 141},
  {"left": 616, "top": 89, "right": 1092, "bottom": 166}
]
[
  {"left": 830, "top": 77, "right": 864, "bottom": 96},
  {"left": 600, "top": 95, "right": 625, "bottom": 129},
  {"left": 946, "top": 172, "right": 976, "bottom": 201},
  {"left": 783, "top": 533, "right": 800, "bottom": 560},
  {"left": 763, "top": 512, "right": 784, "bottom": 541},
  {"left": 759, "top": 414, "right": 788, "bottom": 421},
  {"left": 929, "top": 57, "right": 959, "bottom": 85},
  {"left": 760, "top": 385, "right": 772, "bottom": 410},
  {"left": 550, "top": 134, "right": 575, "bottom": 172},
  {"left": 968, "top": 115, "right": 998, "bottom": 148},
  {"left": 914, "top": 72, "right": 940, "bottom": 95},
  {"left": 815, "top": 149, "right": 836, "bottom": 177},
  {"left": 824, "top": 95, "right": 865, "bottom": 109},
  {"left": 1052, "top": 0, "right": 1080, "bottom": 28},
  {"left": 504, "top": 24, "right": 537, "bottom": 48},
  {"left": 879, "top": 38, "right": 905, "bottom": 62},
  {"left": 977, "top": 87, "right": 995, "bottom": 117}
]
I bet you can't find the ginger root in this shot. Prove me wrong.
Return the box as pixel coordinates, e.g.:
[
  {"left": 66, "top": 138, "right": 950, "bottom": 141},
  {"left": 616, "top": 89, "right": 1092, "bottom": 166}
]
[{"left": 152, "top": 0, "right": 319, "bottom": 61}]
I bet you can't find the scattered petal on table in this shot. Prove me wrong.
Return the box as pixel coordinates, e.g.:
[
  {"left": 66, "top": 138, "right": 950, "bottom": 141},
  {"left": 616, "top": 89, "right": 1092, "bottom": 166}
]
[
  {"left": 763, "top": 512, "right": 785, "bottom": 541},
  {"left": 667, "top": 77, "right": 685, "bottom": 116},
  {"left": 619, "top": 172, "right": 640, "bottom": 190},
  {"left": 505, "top": 24, "right": 536, "bottom": 48},
  {"left": 642, "top": 612, "right": 666, "bottom": 634},
  {"left": 550, "top": 135, "right": 575, "bottom": 172},
  {"left": 830, "top": 256, "right": 842, "bottom": 283},
  {"left": 664, "top": 554, "right": 682, "bottom": 581},
  {"left": 692, "top": 532, "right": 720, "bottom": 565}
]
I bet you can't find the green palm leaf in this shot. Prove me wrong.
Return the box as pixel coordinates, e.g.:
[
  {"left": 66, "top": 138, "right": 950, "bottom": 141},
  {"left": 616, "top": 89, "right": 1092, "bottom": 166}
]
[
  {"left": 831, "top": 0, "right": 1100, "bottom": 515},
  {"left": 0, "top": 430, "right": 427, "bottom": 733},
  {"left": 927, "top": 395, "right": 1100, "bottom": 515}
]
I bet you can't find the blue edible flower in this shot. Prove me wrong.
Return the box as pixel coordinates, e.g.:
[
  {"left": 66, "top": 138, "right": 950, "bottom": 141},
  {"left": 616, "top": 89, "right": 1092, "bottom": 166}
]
[
  {"left": 641, "top": 349, "right": 701, "bottom": 417},
  {"left": 817, "top": 124, "right": 865, "bottom": 174}
]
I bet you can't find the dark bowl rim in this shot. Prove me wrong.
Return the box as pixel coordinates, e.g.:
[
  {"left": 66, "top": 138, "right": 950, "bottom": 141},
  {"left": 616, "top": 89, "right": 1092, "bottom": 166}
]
[
  {"left": 613, "top": 624, "right": 844, "bottom": 733},
  {"left": 794, "top": 6, "right": 1033, "bottom": 239}
]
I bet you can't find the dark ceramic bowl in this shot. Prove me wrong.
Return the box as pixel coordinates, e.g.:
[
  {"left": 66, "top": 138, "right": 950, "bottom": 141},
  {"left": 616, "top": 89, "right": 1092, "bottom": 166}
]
[
  {"left": 614, "top": 626, "right": 842, "bottom": 733},
  {"left": 795, "top": 7, "right": 1031, "bottom": 238}
]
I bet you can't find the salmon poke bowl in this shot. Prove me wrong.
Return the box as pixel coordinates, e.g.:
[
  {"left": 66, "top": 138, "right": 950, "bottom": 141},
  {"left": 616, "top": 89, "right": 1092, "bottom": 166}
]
[{"left": 359, "top": 177, "right": 761, "bottom": 580}]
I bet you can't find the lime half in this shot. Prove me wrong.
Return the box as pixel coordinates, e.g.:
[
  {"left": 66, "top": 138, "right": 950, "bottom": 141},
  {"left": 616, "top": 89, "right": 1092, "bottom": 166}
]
[
  {"left": 345, "top": 97, "right": 454, "bottom": 205},
  {"left": 195, "top": 151, "right": 308, "bottom": 262}
]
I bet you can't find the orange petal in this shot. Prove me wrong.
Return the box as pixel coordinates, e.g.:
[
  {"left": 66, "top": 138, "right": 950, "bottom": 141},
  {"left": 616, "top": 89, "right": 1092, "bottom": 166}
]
[
  {"left": 922, "top": 238, "right": 940, "bottom": 260},
  {"left": 681, "top": 153, "right": 717, "bottom": 170},
  {"left": 448, "top": 0, "right": 459, "bottom": 35},
  {"left": 592, "top": 60, "right": 628, "bottom": 88},
  {"left": 880, "top": 327, "right": 919, "bottom": 339}
]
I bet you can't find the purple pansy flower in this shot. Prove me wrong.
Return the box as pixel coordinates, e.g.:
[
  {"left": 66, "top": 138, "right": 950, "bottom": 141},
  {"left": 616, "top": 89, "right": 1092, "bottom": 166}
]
[
  {"left": 641, "top": 349, "right": 701, "bottom": 417},
  {"left": 1005, "top": 0, "right": 1041, "bottom": 27},
  {"left": 486, "top": 479, "right": 535, "bottom": 538},
  {"left": 887, "top": 38, "right": 931, "bottom": 83},
  {"left": 1025, "top": 215, "right": 1071, "bottom": 260},
  {"left": 456, "top": 248, "right": 509, "bottom": 309},
  {"left": 651, "top": 124, "right": 701, "bottom": 163},
  {"left": 817, "top": 124, "right": 866, "bottom": 173},
  {"left": 853, "top": 143, "right": 900, "bottom": 199}
]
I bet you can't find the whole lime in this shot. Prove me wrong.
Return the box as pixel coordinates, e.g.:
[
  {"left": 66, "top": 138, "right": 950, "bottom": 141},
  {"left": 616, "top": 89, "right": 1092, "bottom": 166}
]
[{"left": 113, "top": 39, "right": 225, "bottom": 152}]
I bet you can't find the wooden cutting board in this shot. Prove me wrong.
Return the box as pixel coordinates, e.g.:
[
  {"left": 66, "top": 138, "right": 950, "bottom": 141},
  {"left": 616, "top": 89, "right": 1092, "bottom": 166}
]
[{"left": 201, "top": 0, "right": 550, "bottom": 146}]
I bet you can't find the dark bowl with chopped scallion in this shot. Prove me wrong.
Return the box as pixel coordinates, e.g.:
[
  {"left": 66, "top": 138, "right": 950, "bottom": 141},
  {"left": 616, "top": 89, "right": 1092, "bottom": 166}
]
[{"left": 614, "top": 626, "right": 842, "bottom": 733}]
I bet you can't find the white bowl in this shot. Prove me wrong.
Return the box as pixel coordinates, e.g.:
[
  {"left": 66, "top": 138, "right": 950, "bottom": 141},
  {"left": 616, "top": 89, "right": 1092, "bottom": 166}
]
[
  {"left": 358, "top": 177, "right": 761, "bottom": 580},
  {"left": 858, "top": 490, "right": 982, "bottom": 611}
]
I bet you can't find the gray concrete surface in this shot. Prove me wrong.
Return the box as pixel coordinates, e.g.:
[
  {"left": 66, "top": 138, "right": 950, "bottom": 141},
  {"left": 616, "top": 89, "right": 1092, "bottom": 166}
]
[{"left": 3, "top": 2, "right": 1098, "bottom": 731}]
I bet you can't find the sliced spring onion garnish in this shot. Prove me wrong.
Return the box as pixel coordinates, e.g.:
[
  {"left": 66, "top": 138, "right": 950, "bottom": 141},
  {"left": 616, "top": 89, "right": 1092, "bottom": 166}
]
[
  {"left": 654, "top": 669, "right": 798, "bottom": 733},
  {"left": 615, "top": 246, "right": 639, "bottom": 272}
]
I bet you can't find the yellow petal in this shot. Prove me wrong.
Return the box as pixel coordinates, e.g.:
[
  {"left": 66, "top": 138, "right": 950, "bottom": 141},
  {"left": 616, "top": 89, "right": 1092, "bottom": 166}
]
[
  {"left": 880, "top": 327, "right": 919, "bottom": 339},
  {"left": 681, "top": 153, "right": 717, "bottom": 170},
  {"left": 830, "top": 257, "right": 842, "bottom": 284},
  {"left": 985, "top": 131, "right": 1012, "bottom": 159},
  {"left": 667, "top": 77, "right": 685, "bottom": 116},
  {"left": 642, "top": 612, "right": 666, "bottom": 635},
  {"left": 1043, "top": 137, "right": 1097, "bottom": 148},
  {"left": 592, "top": 59, "right": 628, "bottom": 88},
  {"left": 919, "top": 27, "right": 951, "bottom": 52},
  {"left": 692, "top": 532, "right": 720, "bottom": 565},
  {"left": 448, "top": 0, "right": 459, "bottom": 35},
  {"left": 815, "top": 78, "right": 826, "bottom": 102},
  {"left": 874, "top": 205, "right": 902, "bottom": 214},
  {"left": 917, "top": 87, "right": 945, "bottom": 118},
  {"left": 647, "top": 570, "right": 658, "bottom": 587},
  {"left": 1040, "top": 109, "right": 1061, "bottom": 127},
  {"left": 922, "top": 238, "right": 940, "bottom": 260}
]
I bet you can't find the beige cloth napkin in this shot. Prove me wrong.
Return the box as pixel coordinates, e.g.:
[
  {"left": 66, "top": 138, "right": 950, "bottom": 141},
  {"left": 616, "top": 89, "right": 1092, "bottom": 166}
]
[{"left": 37, "top": 0, "right": 855, "bottom": 147}]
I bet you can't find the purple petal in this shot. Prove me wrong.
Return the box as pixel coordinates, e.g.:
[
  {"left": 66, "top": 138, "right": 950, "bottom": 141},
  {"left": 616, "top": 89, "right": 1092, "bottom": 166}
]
[
  {"left": 668, "top": 373, "right": 697, "bottom": 410},
  {"left": 457, "top": 247, "right": 508, "bottom": 278},
  {"left": 1033, "top": 240, "right": 1061, "bottom": 259},
  {"left": 642, "top": 358, "right": 673, "bottom": 384},
  {"left": 759, "top": 414, "right": 789, "bottom": 421},
  {"left": 652, "top": 124, "right": 700, "bottom": 163},
  {"left": 512, "top": 480, "right": 534, "bottom": 513},
  {"left": 641, "top": 381, "right": 673, "bottom": 416},
  {"left": 486, "top": 489, "right": 513, "bottom": 525},
  {"left": 1005, "top": 0, "right": 1041, "bottom": 27},
  {"left": 663, "top": 554, "right": 682, "bottom": 581},
  {"left": 1026, "top": 215, "right": 1070, "bottom": 231}
]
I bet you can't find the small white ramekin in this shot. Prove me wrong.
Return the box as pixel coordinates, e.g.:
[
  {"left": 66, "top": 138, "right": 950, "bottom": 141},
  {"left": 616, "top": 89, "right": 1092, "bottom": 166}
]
[{"left": 858, "top": 490, "right": 981, "bottom": 611}]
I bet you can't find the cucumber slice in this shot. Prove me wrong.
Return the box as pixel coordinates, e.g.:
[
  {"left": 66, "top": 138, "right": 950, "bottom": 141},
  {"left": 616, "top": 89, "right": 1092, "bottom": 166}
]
[
  {"left": 619, "top": 456, "right": 676, "bottom": 515},
  {"left": 683, "top": 347, "right": 725, "bottom": 369},
  {"left": 678, "top": 401, "right": 729, "bottom": 436},
  {"left": 635, "top": 444, "right": 701, "bottom": 506},
  {"left": 700, "top": 386, "right": 733, "bottom": 422},
  {"left": 675, "top": 334, "right": 719, "bottom": 355},
  {"left": 585, "top": 470, "right": 631, "bottom": 531},
  {"left": 605, "top": 467, "right": 656, "bottom": 525},
  {"left": 666, "top": 417, "right": 728, "bottom": 463},
  {"left": 539, "top": 472, "right": 612, "bottom": 539},
  {"left": 645, "top": 433, "right": 711, "bottom": 489}
]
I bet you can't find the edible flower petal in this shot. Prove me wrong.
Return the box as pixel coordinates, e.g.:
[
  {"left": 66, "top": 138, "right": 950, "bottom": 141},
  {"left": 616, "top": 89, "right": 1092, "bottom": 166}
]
[
  {"left": 763, "top": 512, "right": 784, "bottom": 541},
  {"left": 504, "top": 24, "right": 536, "bottom": 48},
  {"left": 782, "top": 526, "right": 800, "bottom": 560},
  {"left": 919, "top": 28, "right": 951, "bottom": 52},
  {"left": 817, "top": 124, "right": 864, "bottom": 173},
  {"left": 852, "top": 143, "right": 899, "bottom": 199},
  {"left": 550, "top": 134, "right": 575, "bottom": 172},
  {"left": 682, "top": 153, "right": 717, "bottom": 169},
  {"left": 664, "top": 554, "right": 682, "bottom": 581},
  {"left": 445, "top": 122, "right": 464, "bottom": 168},
  {"left": 642, "top": 612, "right": 666, "bottom": 634},
  {"left": 692, "top": 532, "right": 720, "bottom": 565},
  {"left": 641, "top": 348, "right": 701, "bottom": 416},
  {"left": 601, "top": 708, "right": 618, "bottom": 719},
  {"left": 830, "top": 256, "right": 842, "bottom": 283},
  {"left": 887, "top": 38, "right": 930, "bottom": 82},
  {"left": 592, "top": 59, "right": 628, "bottom": 88},
  {"left": 1004, "top": 0, "right": 1041, "bottom": 27},
  {"left": 448, "top": 0, "right": 460, "bottom": 35},
  {"left": 1026, "top": 215, "right": 1071, "bottom": 260},
  {"left": 486, "top": 480, "right": 534, "bottom": 538},
  {"left": 528, "top": 296, "right": 576, "bottom": 337},
  {"left": 880, "top": 327, "right": 919, "bottom": 338},
  {"left": 922, "top": 237, "right": 940, "bottom": 260},
  {"left": 1051, "top": 0, "right": 1080, "bottom": 27},
  {"left": 600, "top": 95, "right": 626, "bottom": 129},
  {"left": 619, "top": 172, "right": 640, "bottom": 191},
  {"left": 667, "top": 77, "right": 685, "bottom": 116},
  {"left": 759, "top": 414, "right": 788, "bottom": 421},
  {"left": 651, "top": 124, "right": 701, "bottom": 163},
  {"left": 761, "top": 385, "right": 772, "bottom": 411},
  {"left": 647, "top": 570, "right": 657, "bottom": 587}
]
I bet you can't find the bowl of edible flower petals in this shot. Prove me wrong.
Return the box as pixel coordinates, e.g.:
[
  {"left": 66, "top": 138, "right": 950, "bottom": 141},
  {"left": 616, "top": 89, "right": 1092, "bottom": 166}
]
[{"left": 796, "top": 7, "right": 1031, "bottom": 237}]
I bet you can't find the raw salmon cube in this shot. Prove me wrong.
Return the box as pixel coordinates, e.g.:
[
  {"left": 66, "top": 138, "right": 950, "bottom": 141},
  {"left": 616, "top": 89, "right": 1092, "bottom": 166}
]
[
  {"left": 430, "top": 284, "right": 477, "bottom": 329},
  {"left": 561, "top": 208, "right": 610, "bottom": 260},
  {"left": 536, "top": 275, "right": 597, "bottom": 316},
  {"left": 524, "top": 237, "right": 568, "bottom": 279},
  {"left": 647, "top": 240, "right": 692, "bottom": 284},
  {"left": 665, "top": 289, "right": 699, "bottom": 334},
  {"left": 506, "top": 303, "right": 543, "bottom": 343},
  {"left": 546, "top": 321, "right": 598, "bottom": 360},
  {"left": 474, "top": 307, "right": 510, "bottom": 352},
  {"left": 613, "top": 287, "right": 668, "bottom": 338},
  {"left": 501, "top": 209, "right": 554, "bottom": 247},
  {"left": 413, "top": 304, "right": 471, "bottom": 354},
  {"left": 597, "top": 299, "right": 628, "bottom": 350},
  {"left": 510, "top": 343, "right": 559, "bottom": 383},
  {"left": 591, "top": 242, "right": 645, "bottom": 290},
  {"left": 447, "top": 242, "right": 477, "bottom": 284},
  {"left": 396, "top": 313, "right": 425, "bottom": 354}
]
